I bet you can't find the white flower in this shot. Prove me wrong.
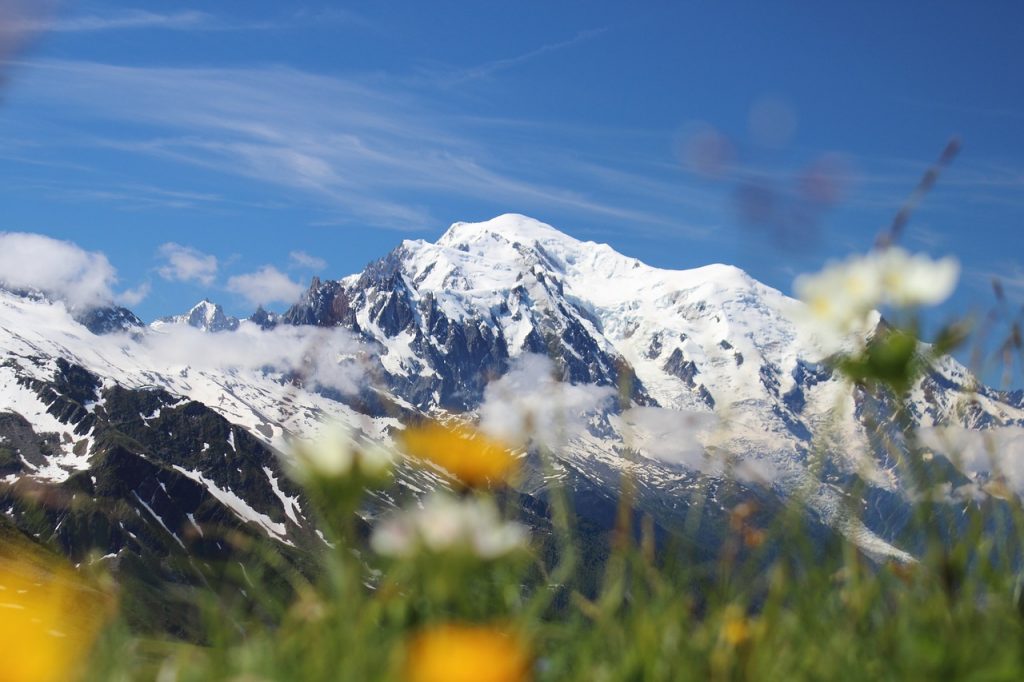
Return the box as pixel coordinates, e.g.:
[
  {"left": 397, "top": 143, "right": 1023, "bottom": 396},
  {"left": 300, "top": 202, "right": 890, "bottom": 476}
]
[
  {"left": 368, "top": 516, "right": 416, "bottom": 556},
  {"left": 355, "top": 443, "right": 396, "bottom": 479},
  {"left": 471, "top": 521, "right": 530, "bottom": 560},
  {"left": 877, "top": 248, "right": 959, "bottom": 307},
  {"left": 370, "top": 494, "right": 529, "bottom": 560},
  {"left": 290, "top": 426, "right": 394, "bottom": 482},
  {"left": 292, "top": 426, "right": 354, "bottom": 480},
  {"left": 478, "top": 354, "right": 615, "bottom": 451},
  {"left": 792, "top": 247, "right": 959, "bottom": 355},
  {"left": 795, "top": 255, "right": 882, "bottom": 326}
]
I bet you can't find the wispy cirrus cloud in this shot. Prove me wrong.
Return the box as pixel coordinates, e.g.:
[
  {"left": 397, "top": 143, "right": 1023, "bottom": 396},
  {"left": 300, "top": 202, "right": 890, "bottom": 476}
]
[
  {"left": 0, "top": 7, "right": 322, "bottom": 34},
  {"left": 10, "top": 55, "right": 1021, "bottom": 247},
  {"left": 8, "top": 58, "right": 702, "bottom": 233},
  {"left": 8, "top": 9, "right": 217, "bottom": 33},
  {"left": 973, "top": 262, "right": 1024, "bottom": 300},
  {"left": 427, "top": 28, "right": 608, "bottom": 87}
]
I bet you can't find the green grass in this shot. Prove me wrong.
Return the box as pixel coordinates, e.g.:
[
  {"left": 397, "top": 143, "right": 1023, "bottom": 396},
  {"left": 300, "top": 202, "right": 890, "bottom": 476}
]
[{"left": 71, "top": 462, "right": 1024, "bottom": 682}]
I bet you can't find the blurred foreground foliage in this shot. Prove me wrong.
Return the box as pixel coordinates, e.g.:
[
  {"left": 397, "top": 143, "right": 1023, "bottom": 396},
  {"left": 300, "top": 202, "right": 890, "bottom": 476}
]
[{"left": 69, "top": 404, "right": 1024, "bottom": 681}]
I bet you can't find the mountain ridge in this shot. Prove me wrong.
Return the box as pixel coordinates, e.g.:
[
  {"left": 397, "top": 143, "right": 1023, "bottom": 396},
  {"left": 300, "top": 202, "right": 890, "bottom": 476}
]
[{"left": 2, "top": 214, "right": 1024, "bottom": 597}]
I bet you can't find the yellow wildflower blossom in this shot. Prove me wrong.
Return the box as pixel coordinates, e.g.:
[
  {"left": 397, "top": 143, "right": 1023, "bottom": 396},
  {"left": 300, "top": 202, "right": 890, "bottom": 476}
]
[
  {"left": 400, "top": 421, "right": 518, "bottom": 487},
  {"left": 720, "top": 605, "right": 752, "bottom": 647},
  {"left": 0, "top": 557, "right": 113, "bottom": 682},
  {"left": 404, "top": 623, "right": 531, "bottom": 682}
]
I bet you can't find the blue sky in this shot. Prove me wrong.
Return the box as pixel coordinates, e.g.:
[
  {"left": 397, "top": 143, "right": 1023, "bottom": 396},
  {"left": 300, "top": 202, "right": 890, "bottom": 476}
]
[{"left": 1, "top": 1, "right": 1023, "bottom": 384}]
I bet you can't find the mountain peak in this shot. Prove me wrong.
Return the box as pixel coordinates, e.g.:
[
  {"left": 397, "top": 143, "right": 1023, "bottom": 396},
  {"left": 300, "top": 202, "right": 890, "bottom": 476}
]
[
  {"left": 154, "top": 299, "right": 239, "bottom": 333},
  {"left": 437, "top": 214, "right": 581, "bottom": 251},
  {"left": 427, "top": 215, "right": 756, "bottom": 299}
]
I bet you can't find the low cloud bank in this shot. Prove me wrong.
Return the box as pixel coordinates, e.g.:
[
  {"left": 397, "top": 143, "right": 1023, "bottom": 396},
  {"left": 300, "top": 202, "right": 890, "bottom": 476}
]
[{"left": 124, "top": 323, "right": 367, "bottom": 395}]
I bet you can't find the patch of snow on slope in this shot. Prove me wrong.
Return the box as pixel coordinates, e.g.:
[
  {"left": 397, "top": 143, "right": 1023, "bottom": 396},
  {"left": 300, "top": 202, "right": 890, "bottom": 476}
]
[
  {"left": 172, "top": 465, "right": 291, "bottom": 543},
  {"left": 0, "top": 364, "right": 91, "bottom": 481},
  {"left": 263, "top": 466, "right": 302, "bottom": 525}
]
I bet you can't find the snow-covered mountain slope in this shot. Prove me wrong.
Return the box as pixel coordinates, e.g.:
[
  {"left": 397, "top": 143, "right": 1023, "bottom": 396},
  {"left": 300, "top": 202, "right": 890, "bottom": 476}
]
[
  {"left": 280, "top": 214, "right": 1024, "bottom": 559},
  {"left": 0, "top": 288, "right": 456, "bottom": 558},
  {"left": 0, "top": 291, "right": 386, "bottom": 460},
  {"left": 0, "top": 287, "right": 454, "bottom": 634},
  {"left": 3, "top": 214, "right": 1024, "bottom": 572}
]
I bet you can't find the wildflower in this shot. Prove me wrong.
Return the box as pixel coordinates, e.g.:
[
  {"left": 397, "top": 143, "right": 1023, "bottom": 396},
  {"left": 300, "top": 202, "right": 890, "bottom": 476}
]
[
  {"left": 793, "top": 247, "right": 959, "bottom": 355},
  {"left": 793, "top": 263, "right": 880, "bottom": 356},
  {"left": 795, "top": 256, "right": 881, "bottom": 325},
  {"left": 0, "top": 558, "right": 113, "bottom": 682},
  {"left": 404, "top": 623, "right": 531, "bottom": 682},
  {"left": 290, "top": 425, "right": 394, "bottom": 484},
  {"left": 720, "top": 605, "right": 752, "bottom": 647},
  {"left": 371, "top": 493, "right": 529, "bottom": 560},
  {"left": 477, "top": 354, "right": 615, "bottom": 452},
  {"left": 400, "top": 421, "right": 518, "bottom": 487},
  {"left": 877, "top": 247, "right": 959, "bottom": 307}
]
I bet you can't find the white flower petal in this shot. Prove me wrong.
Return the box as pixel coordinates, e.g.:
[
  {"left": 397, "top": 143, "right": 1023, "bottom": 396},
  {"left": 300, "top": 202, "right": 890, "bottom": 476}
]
[{"left": 370, "top": 493, "right": 529, "bottom": 559}]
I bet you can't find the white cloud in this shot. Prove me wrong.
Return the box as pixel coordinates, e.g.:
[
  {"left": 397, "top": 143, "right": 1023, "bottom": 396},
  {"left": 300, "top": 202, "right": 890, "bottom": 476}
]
[
  {"left": 478, "top": 354, "right": 615, "bottom": 450},
  {"left": 0, "top": 231, "right": 127, "bottom": 309},
  {"left": 289, "top": 250, "right": 326, "bottom": 271},
  {"left": 116, "top": 281, "right": 151, "bottom": 307},
  {"left": 226, "top": 266, "right": 305, "bottom": 306},
  {"left": 122, "top": 323, "right": 366, "bottom": 395},
  {"left": 157, "top": 243, "right": 218, "bottom": 285}
]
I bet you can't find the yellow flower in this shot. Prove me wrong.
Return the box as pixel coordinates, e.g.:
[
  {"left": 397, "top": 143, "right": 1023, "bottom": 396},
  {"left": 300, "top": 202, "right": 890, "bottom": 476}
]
[
  {"left": 0, "top": 557, "right": 114, "bottom": 682},
  {"left": 720, "top": 605, "right": 752, "bottom": 647},
  {"left": 400, "top": 421, "right": 518, "bottom": 487},
  {"left": 404, "top": 623, "right": 531, "bottom": 682}
]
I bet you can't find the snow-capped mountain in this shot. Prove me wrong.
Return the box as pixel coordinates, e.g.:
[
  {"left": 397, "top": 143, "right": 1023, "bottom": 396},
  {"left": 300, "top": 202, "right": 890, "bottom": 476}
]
[
  {"left": 153, "top": 299, "right": 240, "bottom": 332},
  {"left": 2, "top": 213, "right": 1023, "bottom": 612},
  {"left": 281, "top": 214, "right": 1024, "bottom": 557}
]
